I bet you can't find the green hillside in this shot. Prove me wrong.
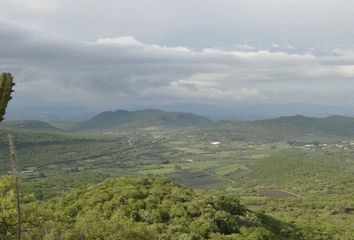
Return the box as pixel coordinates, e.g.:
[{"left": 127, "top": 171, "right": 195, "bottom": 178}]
[
  {"left": 75, "top": 111, "right": 354, "bottom": 140},
  {"left": 77, "top": 109, "right": 211, "bottom": 130},
  {"left": 210, "top": 115, "right": 354, "bottom": 142},
  {"left": 0, "top": 176, "right": 304, "bottom": 240},
  {"left": 260, "top": 115, "right": 354, "bottom": 136},
  {"left": 5, "top": 113, "right": 354, "bottom": 141},
  {"left": 0, "top": 120, "right": 58, "bottom": 132}
]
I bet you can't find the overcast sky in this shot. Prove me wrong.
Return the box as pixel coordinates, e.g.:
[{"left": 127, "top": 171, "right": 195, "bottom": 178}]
[{"left": 1, "top": 0, "right": 354, "bottom": 111}]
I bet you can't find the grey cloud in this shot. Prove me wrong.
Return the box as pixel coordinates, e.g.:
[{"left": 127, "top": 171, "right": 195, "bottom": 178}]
[
  {"left": 2, "top": 0, "right": 354, "bottom": 49},
  {"left": 1, "top": 20, "right": 354, "bottom": 108}
]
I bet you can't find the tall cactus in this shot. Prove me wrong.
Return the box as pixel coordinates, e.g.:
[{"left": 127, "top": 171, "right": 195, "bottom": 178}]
[{"left": 0, "top": 73, "right": 15, "bottom": 122}]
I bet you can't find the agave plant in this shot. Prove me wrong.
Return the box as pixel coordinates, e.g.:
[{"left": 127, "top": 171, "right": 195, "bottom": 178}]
[{"left": 0, "top": 72, "right": 15, "bottom": 122}]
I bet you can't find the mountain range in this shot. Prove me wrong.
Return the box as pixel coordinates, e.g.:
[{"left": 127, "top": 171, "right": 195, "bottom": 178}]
[
  {"left": 3, "top": 109, "right": 354, "bottom": 141},
  {"left": 6, "top": 102, "right": 354, "bottom": 121}
]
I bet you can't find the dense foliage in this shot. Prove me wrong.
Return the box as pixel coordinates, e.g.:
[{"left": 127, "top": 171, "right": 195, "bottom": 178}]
[{"left": 0, "top": 176, "right": 304, "bottom": 240}]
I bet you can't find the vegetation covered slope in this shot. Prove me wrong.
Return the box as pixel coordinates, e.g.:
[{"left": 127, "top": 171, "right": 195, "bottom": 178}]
[
  {"left": 77, "top": 109, "right": 211, "bottom": 130},
  {"left": 0, "top": 120, "right": 58, "bottom": 131},
  {"left": 210, "top": 115, "right": 354, "bottom": 142},
  {"left": 5, "top": 112, "right": 354, "bottom": 142},
  {"left": 259, "top": 115, "right": 354, "bottom": 137},
  {"left": 0, "top": 176, "right": 303, "bottom": 240}
]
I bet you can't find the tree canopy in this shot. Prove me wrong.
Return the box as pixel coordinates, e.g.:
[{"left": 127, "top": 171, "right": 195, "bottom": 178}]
[{"left": 0, "top": 176, "right": 306, "bottom": 240}]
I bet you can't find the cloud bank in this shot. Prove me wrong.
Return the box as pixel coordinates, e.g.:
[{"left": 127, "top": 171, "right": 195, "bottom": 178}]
[{"left": 1, "top": 20, "right": 354, "bottom": 109}]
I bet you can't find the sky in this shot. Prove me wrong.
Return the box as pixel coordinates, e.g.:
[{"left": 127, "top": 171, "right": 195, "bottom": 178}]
[{"left": 1, "top": 0, "right": 354, "bottom": 114}]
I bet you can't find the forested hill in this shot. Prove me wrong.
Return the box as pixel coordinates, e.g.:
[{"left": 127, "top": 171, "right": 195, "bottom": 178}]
[
  {"left": 259, "top": 115, "right": 354, "bottom": 136},
  {"left": 0, "top": 120, "right": 58, "bottom": 131},
  {"left": 0, "top": 176, "right": 305, "bottom": 239},
  {"left": 5, "top": 113, "right": 354, "bottom": 141},
  {"left": 77, "top": 109, "right": 211, "bottom": 130},
  {"left": 211, "top": 115, "right": 354, "bottom": 142}
]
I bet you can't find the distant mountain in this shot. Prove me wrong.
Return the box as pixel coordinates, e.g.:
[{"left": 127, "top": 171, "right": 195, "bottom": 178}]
[
  {"left": 6, "top": 105, "right": 96, "bottom": 121},
  {"left": 0, "top": 120, "right": 58, "bottom": 131},
  {"left": 7, "top": 102, "right": 354, "bottom": 121},
  {"left": 77, "top": 109, "right": 211, "bottom": 130},
  {"left": 153, "top": 102, "right": 354, "bottom": 120},
  {"left": 211, "top": 115, "right": 354, "bottom": 142},
  {"left": 5, "top": 112, "right": 354, "bottom": 141},
  {"left": 258, "top": 115, "right": 354, "bottom": 137}
]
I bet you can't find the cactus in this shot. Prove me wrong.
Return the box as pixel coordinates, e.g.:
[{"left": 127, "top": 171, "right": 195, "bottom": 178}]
[{"left": 0, "top": 73, "right": 15, "bottom": 122}]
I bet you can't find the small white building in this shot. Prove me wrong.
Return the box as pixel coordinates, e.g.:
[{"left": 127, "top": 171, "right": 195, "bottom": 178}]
[
  {"left": 186, "top": 159, "right": 194, "bottom": 163},
  {"left": 210, "top": 141, "right": 221, "bottom": 145},
  {"left": 304, "top": 144, "right": 315, "bottom": 148}
]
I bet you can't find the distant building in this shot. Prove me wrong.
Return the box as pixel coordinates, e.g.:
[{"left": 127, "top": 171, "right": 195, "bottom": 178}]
[
  {"left": 211, "top": 142, "right": 221, "bottom": 145},
  {"left": 186, "top": 159, "right": 194, "bottom": 163},
  {"left": 304, "top": 144, "right": 315, "bottom": 148}
]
